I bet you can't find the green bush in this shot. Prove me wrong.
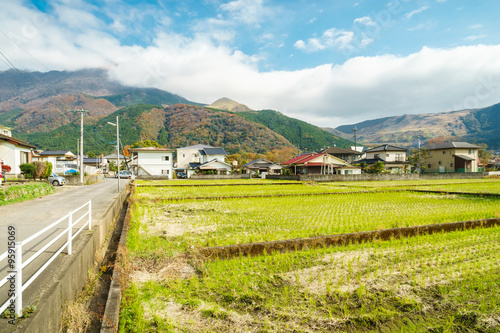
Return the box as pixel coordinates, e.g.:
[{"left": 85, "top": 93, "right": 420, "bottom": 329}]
[
  {"left": 19, "top": 163, "right": 36, "bottom": 179},
  {"left": 43, "top": 162, "right": 53, "bottom": 179}
]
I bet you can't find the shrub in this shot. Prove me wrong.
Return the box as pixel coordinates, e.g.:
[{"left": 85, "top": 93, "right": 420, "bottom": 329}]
[
  {"left": 33, "top": 161, "right": 47, "bottom": 180},
  {"left": 19, "top": 163, "right": 36, "bottom": 179},
  {"left": 2, "top": 164, "right": 12, "bottom": 173},
  {"left": 43, "top": 162, "right": 53, "bottom": 179}
]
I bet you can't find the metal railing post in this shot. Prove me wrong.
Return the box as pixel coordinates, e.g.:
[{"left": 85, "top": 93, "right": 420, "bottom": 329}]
[
  {"left": 88, "top": 200, "right": 92, "bottom": 231},
  {"left": 14, "top": 242, "right": 22, "bottom": 317},
  {"left": 67, "top": 214, "right": 72, "bottom": 255}
]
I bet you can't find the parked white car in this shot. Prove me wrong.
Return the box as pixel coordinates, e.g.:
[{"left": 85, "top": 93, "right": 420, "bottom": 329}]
[{"left": 48, "top": 173, "right": 65, "bottom": 186}]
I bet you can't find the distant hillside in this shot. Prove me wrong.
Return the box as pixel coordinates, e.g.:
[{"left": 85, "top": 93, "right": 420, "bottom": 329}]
[
  {"left": 321, "top": 127, "right": 353, "bottom": 141},
  {"left": 234, "top": 110, "right": 354, "bottom": 151},
  {"left": 208, "top": 97, "right": 252, "bottom": 112},
  {"left": 335, "top": 103, "right": 500, "bottom": 149},
  {"left": 0, "top": 69, "right": 202, "bottom": 135},
  {"left": 19, "top": 104, "right": 295, "bottom": 154}
]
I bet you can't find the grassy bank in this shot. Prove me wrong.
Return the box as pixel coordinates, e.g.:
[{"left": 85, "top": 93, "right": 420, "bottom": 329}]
[{"left": 0, "top": 182, "right": 54, "bottom": 206}]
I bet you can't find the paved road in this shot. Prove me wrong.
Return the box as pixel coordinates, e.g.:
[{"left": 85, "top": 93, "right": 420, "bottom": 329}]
[{"left": 0, "top": 177, "right": 129, "bottom": 314}]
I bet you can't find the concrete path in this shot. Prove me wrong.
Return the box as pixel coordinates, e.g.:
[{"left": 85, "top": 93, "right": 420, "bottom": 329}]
[{"left": 0, "top": 177, "right": 130, "bottom": 318}]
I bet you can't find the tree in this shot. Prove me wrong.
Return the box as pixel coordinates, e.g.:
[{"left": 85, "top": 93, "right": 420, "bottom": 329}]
[
  {"left": 2, "top": 164, "right": 12, "bottom": 173},
  {"left": 19, "top": 163, "right": 36, "bottom": 179},
  {"left": 478, "top": 143, "right": 493, "bottom": 170},
  {"left": 131, "top": 140, "right": 162, "bottom": 148},
  {"left": 86, "top": 151, "right": 97, "bottom": 158},
  {"left": 370, "top": 161, "right": 385, "bottom": 174},
  {"left": 408, "top": 148, "right": 431, "bottom": 173}
]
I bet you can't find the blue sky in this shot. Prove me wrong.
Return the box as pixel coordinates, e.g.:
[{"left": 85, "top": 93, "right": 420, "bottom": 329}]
[{"left": 2, "top": 0, "right": 500, "bottom": 127}]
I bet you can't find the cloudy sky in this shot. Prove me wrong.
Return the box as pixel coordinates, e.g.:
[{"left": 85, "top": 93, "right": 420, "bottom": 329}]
[{"left": 1, "top": 0, "right": 500, "bottom": 127}]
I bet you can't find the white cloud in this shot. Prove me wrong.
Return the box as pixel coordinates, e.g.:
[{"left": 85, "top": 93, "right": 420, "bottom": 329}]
[
  {"left": 219, "top": 0, "right": 273, "bottom": 26},
  {"left": 464, "top": 35, "right": 487, "bottom": 42},
  {"left": 468, "top": 24, "right": 483, "bottom": 29},
  {"left": 406, "top": 6, "right": 429, "bottom": 19},
  {"left": 2, "top": 1, "right": 500, "bottom": 129},
  {"left": 294, "top": 28, "right": 354, "bottom": 52},
  {"left": 354, "top": 16, "right": 376, "bottom": 26}
]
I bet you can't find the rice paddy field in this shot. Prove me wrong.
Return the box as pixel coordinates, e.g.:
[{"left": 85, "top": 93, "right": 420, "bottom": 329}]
[{"left": 121, "top": 178, "right": 500, "bottom": 332}]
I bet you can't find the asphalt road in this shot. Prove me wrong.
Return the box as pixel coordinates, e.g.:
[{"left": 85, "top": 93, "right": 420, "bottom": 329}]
[{"left": 0, "top": 177, "right": 129, "bottom": 315}]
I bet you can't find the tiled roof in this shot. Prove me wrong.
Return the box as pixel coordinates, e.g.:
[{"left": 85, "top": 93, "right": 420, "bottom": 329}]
[
  {"left": 282, "top": 152, "right": 316, "bottom": 165},
  {"left": 0, "top": 133, "right": 37, "bottom": 149},
  {"left": 38, "top": 150, "right": 74, "bottom": 156},
  {"left": 366, "top": 144, "right": 407, "bottom": 152},
  {"left": 423, "top": 142, "right": 480, "bottom": 150},
  {"left": 129, "top": 147, "right": 173, "bottom": 152},
  {"left": 200, "top": 147, "right": 227, "bottom": 156},
  {"left": 320, "top": 147, "right": 363, "bottom": 155}
]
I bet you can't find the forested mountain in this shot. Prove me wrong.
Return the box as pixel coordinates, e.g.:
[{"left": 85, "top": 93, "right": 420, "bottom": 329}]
[
  {"left": 335, "top": 103, "right": 500, "bottom": 149},
  {"left": 234, "top": 110, "right": 354, "bottom": 151},
  {"left": 18, "top": 104, "right": 296, "bottom": 154}
]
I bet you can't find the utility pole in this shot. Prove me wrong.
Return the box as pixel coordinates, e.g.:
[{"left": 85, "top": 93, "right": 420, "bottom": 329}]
[
  {"left": 353, "top": 126, "right": 358, "bottom": 152},
  {"left": 107, "top": 116, "right": 120, "bottom": 192},
  {"left": 73, "top": 109, "right": 89, "bottom": 184}
]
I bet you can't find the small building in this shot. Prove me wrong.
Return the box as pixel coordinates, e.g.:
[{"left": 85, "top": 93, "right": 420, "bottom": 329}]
[
  {"left": 83, "top": 157, "right": 105, "bottom": 175},
  {"left": 0, "top": 126, "right": 36, "bottom": 177},
  {"left": 35, "top": 150, "right": 78, "bottom": 174},
  {"left": 336, "top": 166, "right": 362, "bottom": 175},
  {"left": 242, "top": 159, "right": 282, "bottom": 176},
  {"left": 355, "top": 144, "right": 410, "bottom": 173},
  {"left": 129, "top": 147, "right": 174, "bottom": 178},
  {"left": 176, "top": 144, "right": 230, "bottom": 177},
  {"left": 282, "top": 152, "right": 348, "bottom": 175},
  {"left": 319, "top": 147, "right": 363, "bottom": 164},
  {"left": 422, "top": 142, "right": 480, "bottom": 173}
]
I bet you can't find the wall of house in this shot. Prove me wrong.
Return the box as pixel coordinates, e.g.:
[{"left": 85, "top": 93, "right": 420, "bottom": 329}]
[
  {"left": 426, "top": 149, "right": 478, "bottom": 173},
  {"left": 201, "top": 153, "right": 226, "bottom": 164},
  {"left": 0, "top": 142, "right": 32, "bottom": 176},
  {"left": 176, "top": 148, "right": 200, "bottom": 169},
  {"left": 366, "top": 151, "right": 406, "bottom": 162},
  {"left": 135, "top": 151, "right": 173, "bottom": 178}
]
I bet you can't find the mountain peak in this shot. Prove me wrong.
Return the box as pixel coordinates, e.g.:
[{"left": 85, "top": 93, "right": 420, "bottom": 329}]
[{"left": 208, "top": 97, "right": 253, "bottom": 112}]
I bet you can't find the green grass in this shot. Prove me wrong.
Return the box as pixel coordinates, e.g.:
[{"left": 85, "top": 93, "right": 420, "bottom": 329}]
[
  {"left": 136, "top": 183, "right": 368, "bottom": 200},
  {"left": 128, "top": 191, "right": 500, "bottom": 255},
  {"left": 121, "top": 226, "right": 500, "bottom": 332},
  {"left": 0, "top": 182, "right": 54, "bottom": 206},
  {"left": 413, "top": 182, "right": 500, "bottom": 194},
  {"left": 136, "top": 179, "right": 302, "bottom": 186}
]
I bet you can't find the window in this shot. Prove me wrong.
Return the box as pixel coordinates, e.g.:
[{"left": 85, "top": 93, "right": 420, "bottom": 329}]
[
  {"left": 438, "top": 161, "right": 442, "bottom": 165},
  {"left": 162, "top": 156, "right": 170, "bottom": 161},
  {"left": 468, "top": 149, "right": 473, "bottom": 154},
  {"left": 182, "top": 154, "right": 185, "bottom": 158},
  {"left": 442, "top": 151, "right": 446, "bottom": 154},
  {"left": 450, "top": 163, "right": 454, "bottom": 167},
  {"left": 428, "top": 164, "right": 432, "bottom": 168},
  {"left": 374, "top": 154, "right": 380, "bottom": 159},
  {"left": 161, "top": 169, "right": 170, "bottom": 175},
  {"left": 20, "top": 151, "right": 29, "bottom": 164}
]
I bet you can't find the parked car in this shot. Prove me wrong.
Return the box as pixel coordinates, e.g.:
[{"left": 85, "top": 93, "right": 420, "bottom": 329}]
[
  {"left": 177, "top": 172, "right": 187, "bottom": 179},
  {"left": 49, "top": 173, "right": 65, "bottom": 186},
  {"left": 116, "top": 170, "right": 133, "bottom": 179}
]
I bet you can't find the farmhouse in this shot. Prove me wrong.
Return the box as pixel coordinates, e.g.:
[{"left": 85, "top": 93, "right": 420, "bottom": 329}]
[
  {"left": 35, "top": 150, "right": 77, "bottom": 174},
  {"left": 282, "top": 152, "right": 348, "bottom": 174},
  {"left": 422, "top": 142, "right": 480, "bottom": 173},
  {"left": 242, "top": 158, "right": 282, "bottom": 176},
  {"left": 0, "top": 126, "right": 37, "bottom": 177},
  {"left": 355, "top": 144, "right": 410, "bottom": 173},
  {"left": 176, "top": 144, "right": 231, "bottom": 177},
  {"left": 319, "top": 147, "right": 363, "bottom": 164},
  {"left": 129, "top": 147, "right": 174, "bottom": 178}
]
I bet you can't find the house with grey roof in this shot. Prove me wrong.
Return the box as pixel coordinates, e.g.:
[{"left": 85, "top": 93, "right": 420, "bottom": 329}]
[
  {"left": 422, "top": 142, "right": 480, "bottom": 173},
  {"left": 176, "top": 144, "right": 231, "bottom": 177},
  {"left": 355, "top": 144, "right": 410, "bottom": 173},
  {"left": 242, "top": 158, "right": 282, "bottom": 176}
]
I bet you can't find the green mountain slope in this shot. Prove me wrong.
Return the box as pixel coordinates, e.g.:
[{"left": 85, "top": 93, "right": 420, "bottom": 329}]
[
  {"left": 234, "top": 110, "right": 353, "bottom": 151},
  {"left": 98, "top": 88, "right": 204, "bottom": 107},
  {"left": 18, "top": 104, "right": 295, "bottom": 155}
]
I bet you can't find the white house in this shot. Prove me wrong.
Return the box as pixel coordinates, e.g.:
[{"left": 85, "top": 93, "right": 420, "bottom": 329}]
[
  {"left": 0, "top": 126, "right": 36, "bottom": 177},
  {"left": 34, "top": 150, "right": 77, "bottom": 174},
  {"left": 129, "top": 147, "right": 174, "bottom": 178},
  {"left": 176, "top": 144, "right": 231, "bottom": 177},
  {"left": 355, "top": 144, "right": 411, "bottom": 173}
]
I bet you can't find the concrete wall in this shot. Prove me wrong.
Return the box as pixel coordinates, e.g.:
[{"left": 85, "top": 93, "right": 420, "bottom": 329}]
[
  {"left": 12, "top": 186, "right": 130, "bottom": 333},
  {"left": 267, "top": 173, "right": 485, "bottom": 182},
  {"left": 64, "top": 174, "right": 102, "bottom": 185},
  {"left": 191, "top": 174, "right": 251, "bottom": 180}
]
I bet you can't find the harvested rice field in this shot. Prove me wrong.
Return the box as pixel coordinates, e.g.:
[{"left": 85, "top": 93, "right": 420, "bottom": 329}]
[{"left": 121, "top": 178, "right": 500, "bottom": 332}]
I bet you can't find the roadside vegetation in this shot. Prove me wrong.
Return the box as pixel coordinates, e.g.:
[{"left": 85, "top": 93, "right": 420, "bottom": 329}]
[
  {"left": 121, "top": 179, "right": 500, "bottom": 332},
  {"left": 0, "top": 182, "right": 54, "bottom": 206}
]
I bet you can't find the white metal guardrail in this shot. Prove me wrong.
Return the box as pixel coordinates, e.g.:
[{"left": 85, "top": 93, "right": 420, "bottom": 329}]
[{"left": 0, "top": 200, "right": 92, "bottom": 317}]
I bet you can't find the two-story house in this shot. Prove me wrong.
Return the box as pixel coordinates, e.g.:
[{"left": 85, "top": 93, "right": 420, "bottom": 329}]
[
  {"left": 422, "top": 142, "right": 480, "bottom": 173},
  {"left": 176, "top": 144, "right": 232, "bottom": 177},
  {"left": 0, "top": 126, "right": 36, "bottom": 177},
  {"left": 355, "top": 144, "right": 410, "bottom": 173},
  {"left": 129, "top": 147, "right": 174, "bottom": 178}
]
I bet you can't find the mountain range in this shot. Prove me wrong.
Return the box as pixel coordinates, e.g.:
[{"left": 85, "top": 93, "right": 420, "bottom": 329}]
[
  {"left": 331, "top": 103, "right": 500, "bottom": 150},
  {"left": 0, "top": 68, "right": 352, "bottom": 154}
]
